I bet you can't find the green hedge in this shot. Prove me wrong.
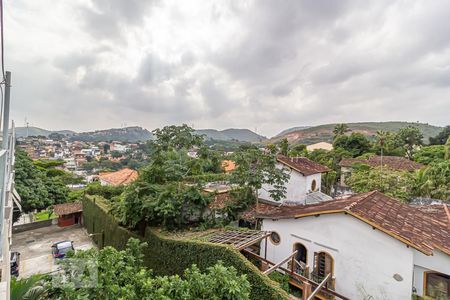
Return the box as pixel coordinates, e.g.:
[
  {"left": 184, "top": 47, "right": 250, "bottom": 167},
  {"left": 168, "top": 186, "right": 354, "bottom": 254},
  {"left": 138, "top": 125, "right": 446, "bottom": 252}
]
[{"left": 82, "top": 195, "right": 289, "bottom": 300}]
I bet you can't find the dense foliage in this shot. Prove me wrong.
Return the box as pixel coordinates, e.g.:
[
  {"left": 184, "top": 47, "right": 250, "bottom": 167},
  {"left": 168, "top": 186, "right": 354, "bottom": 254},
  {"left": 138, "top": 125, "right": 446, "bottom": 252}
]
[
  {"left": 412, "top": 145, "right": 445, "bottom": 164},
  {"left": 15, "top": 148, "right": 70, "bottom": 213},
  {"left": 108, "top": 125, "right": 288, "bottom": 230},
  {"left": 82, "top": 196, "right": 289, "bottom": 300},
  {"left": 345, "top": 165, "right": 415, "bottom": 201},
  {"left": 429, "top": 125, "right": 450, "bottom": 145},
  {"left": 38, "top": 238, "right": 251, "bottom": 300}
]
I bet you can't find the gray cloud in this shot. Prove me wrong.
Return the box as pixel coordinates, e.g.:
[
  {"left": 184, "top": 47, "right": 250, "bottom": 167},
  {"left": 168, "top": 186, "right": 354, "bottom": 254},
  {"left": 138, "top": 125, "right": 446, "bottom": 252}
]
[{"left": 6, "top": 0, "right": 450, "bottom": 136}]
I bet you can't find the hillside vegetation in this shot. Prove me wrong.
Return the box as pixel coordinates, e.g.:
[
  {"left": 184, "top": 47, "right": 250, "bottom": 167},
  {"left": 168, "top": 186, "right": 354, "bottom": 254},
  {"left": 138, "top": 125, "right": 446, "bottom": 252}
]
[
  {"left": 195, "top": 128, "right": 266, "bottom": 142},
  {"left": 271, "top": 122, "right": 442, "bottom": 145}
]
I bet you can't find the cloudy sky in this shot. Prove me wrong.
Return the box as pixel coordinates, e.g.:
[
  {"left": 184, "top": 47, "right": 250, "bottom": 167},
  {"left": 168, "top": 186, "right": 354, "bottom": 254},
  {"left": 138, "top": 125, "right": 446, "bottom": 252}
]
[{"left": 5, "top": 0, "right": 450, "bottom": 137}]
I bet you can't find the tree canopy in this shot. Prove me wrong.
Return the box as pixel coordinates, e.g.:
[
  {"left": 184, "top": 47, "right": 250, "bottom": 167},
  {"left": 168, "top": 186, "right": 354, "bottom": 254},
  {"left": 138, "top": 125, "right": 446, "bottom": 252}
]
[{"left": 22, "top": 238, "right": 251, "bottom": 300}]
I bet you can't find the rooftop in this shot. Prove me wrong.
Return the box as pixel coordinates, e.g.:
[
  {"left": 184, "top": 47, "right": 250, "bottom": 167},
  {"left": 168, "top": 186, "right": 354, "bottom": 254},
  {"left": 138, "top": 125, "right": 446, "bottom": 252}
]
[
  {"left": 53, "top": 202, "right": 83, "bottom": 216},
  {"left": 257, "top": 191, "right": 450, "bottom": 256},
  {"left": 98, "top": 168, "right": 138, "bottom": 186},
  {"left": 277, "top": 155, "right": 330, "bottom": 176},
  {"left": 339, "top": 156, "right": 423, "bottom": 171}
]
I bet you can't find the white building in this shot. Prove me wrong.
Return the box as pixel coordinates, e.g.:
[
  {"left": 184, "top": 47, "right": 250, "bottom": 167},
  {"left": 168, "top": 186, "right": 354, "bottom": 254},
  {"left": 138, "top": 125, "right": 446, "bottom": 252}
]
[
  {"left": 258, "top": 191, "right": 450, "bottom": 299},
  {"left": 258, "top": 156, "right": 332, "bottom": 205}
]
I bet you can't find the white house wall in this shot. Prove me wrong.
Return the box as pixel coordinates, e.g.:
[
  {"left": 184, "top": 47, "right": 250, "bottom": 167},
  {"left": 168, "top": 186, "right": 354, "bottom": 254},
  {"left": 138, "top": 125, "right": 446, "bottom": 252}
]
[
  {"left": 258, "top": 163, "right": 322, "bottom": 204},
  {"left": 261, "top": 214, "right": 415, "bottom": 300},
  {"left": 412, "top": 250, "right": 450, "bottom": 296}
]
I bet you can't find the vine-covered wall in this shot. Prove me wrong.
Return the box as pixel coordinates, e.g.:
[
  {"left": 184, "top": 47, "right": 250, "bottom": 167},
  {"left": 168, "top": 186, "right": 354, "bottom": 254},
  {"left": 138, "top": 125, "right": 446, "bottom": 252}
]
[{"left": 82, "top": 195, "right": 289, "bottom": 300}]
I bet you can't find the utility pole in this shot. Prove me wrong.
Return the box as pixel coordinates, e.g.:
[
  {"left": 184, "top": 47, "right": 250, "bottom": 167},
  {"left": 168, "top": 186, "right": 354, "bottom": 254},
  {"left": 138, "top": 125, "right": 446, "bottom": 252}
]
[{"left": 2, "top": 71, "right": 10, "bottom": 149}]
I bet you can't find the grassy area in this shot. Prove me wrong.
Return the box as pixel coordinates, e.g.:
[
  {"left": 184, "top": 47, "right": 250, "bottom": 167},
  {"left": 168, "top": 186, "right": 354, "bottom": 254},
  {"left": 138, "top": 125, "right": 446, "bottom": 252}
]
[{"left": 34, "top": 211, "right": 58, "bottom": 221}]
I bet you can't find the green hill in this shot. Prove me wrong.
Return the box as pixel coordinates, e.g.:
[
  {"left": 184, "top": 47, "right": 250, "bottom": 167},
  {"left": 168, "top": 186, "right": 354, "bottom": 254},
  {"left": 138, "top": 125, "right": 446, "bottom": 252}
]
[
  {"left": 15, "top": 127, "right": 75, "bottom": 137},
  {"left": 271, "top": 122, "right": 443, "bottom": 145},
  {"left": 195, "top": 128, "right": 267, "bottom": 142},
  {"left": 70, "top": 126, "right": 153, "bottom": 142}
]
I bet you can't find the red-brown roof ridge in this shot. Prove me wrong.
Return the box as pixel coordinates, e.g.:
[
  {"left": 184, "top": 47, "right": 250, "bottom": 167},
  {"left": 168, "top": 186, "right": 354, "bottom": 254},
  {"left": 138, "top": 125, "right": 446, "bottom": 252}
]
[
  {"left": 277, "top": 155, "right": 330, "bottom": 176},
  {"left": 258, "top": 191, "right": 450, "bottom": 256}
]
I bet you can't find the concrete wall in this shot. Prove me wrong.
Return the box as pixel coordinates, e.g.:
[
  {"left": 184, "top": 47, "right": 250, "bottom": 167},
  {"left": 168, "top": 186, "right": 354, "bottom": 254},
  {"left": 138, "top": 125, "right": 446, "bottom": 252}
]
[
  {"left": 261, "top": 214, "right": 415, "bottom": 300},
  {"left": 12, "top": 219, "right": 56, "bottom": 233},
  {"left": 258, "top": 163, "right": 322, "bottom": 204}
]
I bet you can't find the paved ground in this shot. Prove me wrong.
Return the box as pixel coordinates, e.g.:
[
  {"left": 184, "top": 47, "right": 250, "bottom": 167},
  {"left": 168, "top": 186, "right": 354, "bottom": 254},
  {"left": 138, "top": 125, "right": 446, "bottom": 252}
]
[{"left": 11, "top": 225, "right": 96, "bottom": 278}]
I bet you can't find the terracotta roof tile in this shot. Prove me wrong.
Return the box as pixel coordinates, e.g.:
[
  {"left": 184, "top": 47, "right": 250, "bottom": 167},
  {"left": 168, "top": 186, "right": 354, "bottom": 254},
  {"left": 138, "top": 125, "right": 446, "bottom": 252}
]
[
  {"left": 221, "top": 160, "right": 236, "bottom": 172},
  {"left": 339, "top": 156, "right": 423, "bottom": 171},
  {"left": 54, "top": 202, "right": 83, "bottom": 215},
  {"left": 257, "top": 191, "right": 450, "bottom": 256},
  {"left": 277, "top": 155, "right": 330, "bottom": 175},
  {"left": 98, "top": 168, "right": 138, "bottom": 186}
]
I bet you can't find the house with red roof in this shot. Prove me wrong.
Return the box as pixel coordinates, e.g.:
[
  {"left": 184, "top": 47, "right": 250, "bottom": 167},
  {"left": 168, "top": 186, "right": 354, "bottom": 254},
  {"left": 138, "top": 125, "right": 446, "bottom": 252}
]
[
  {"left": 98, "top": 168, "right": 138, "bottom": 186},
  {"left": 258, "top": 155, "right": 332, "bottom": 205},
  {"left": 255, "top": 191, "right": 450, "bottom": 299}
]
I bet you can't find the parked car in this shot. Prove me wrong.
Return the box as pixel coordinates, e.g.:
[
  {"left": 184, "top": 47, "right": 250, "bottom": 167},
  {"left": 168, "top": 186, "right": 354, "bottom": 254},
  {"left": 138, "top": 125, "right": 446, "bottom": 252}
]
[
  {"left": 51, "top": 240, "right": 74, "bottom": 258},
  {"left": 10, "top": 251, "right": 20, "bottom": 276}
]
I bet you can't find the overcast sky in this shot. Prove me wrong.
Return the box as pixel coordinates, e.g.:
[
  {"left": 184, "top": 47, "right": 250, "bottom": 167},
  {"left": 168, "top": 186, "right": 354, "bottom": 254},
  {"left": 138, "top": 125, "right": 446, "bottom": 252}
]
[{"left": 5, "top": 0, "right": 450, "bottom": 137}]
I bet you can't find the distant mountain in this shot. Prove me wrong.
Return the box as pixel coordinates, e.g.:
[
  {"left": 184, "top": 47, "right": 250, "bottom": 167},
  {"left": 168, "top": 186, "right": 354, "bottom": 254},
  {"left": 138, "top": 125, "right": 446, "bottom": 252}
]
[
  {"left": 70, "top": 126, "right": 153, "bottom": 142},
  {"left": 275, "top": 126, "right": 311, "bottom": 137},
  {"left": 15, "top": 126, "right": 75, "bottom": 138},
  {"left": 195, "top": 128, "right": 267, "bottom": 143},
  {"left": 271, "top": 122, "right": 443, "bottom": 145}
]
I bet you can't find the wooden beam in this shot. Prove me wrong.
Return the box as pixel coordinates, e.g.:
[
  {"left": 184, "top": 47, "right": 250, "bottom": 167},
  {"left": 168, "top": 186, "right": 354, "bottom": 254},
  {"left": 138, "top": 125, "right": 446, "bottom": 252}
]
[
  {"left": 307, "top": 274, "right": 331, "bottom": 300},
  {"left": 263, "top": 250, "right": 298, "bottom": 275}
]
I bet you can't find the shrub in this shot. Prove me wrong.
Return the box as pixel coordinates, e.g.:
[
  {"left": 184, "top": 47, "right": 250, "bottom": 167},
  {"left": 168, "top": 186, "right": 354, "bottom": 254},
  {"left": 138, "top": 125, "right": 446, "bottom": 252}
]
[{"left": 82, "top": 195, "right": 289, "bottom": 300}]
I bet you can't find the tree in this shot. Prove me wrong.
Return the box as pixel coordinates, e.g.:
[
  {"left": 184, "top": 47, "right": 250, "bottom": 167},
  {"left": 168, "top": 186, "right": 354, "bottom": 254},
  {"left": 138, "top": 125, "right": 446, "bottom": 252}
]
[
  {"left": 230, "top": 148, "right": 289, "bottom": 202},
  {"left": 47, "top": 238, "right": 251, "bottom": 300},
  {"left": 333, "top": 133, "right": 372, "bottom": 157},
  {"left": 110, "top": 150, "right": 122, "bottom": 158},
  {"left": 395, "top": 126, "right": 423, "bottom": 160},
  {"left": 15, "top": 148, "right": 70, "bottom": 213},
  {"left": 15, "top": 148, "right": 50, "bottom": 212},
  {"left": 345, "top": 165, "right": 414, "bottom": 201},
  {"left": 333, "top": 123, "right": 350, "bottom": 138},
  {"left": 429, "top": 125, "right": 450, "bottom": 145},
  {"left": 373, "top": 131, "right": 404, "bottom": 156},
  {"left": 279, "top": 138, "right": 289, "bottom": 156},
  {"left": 288, "top": 144, "right": 307, "bottom": 157},
  {"left": 413, "top": 161, "right": 450, "bottom": 200},
  {"left": 445, "top": 137, "right": 450, "bottom": 160},
  {"left": 412, "top": 145, "right": 445, "bottom": 165},
  {"left": 11, "top": 275, "right": 48, "bottom": 300},
  {"left": 151, "top": 124, "right": 204, "bottom": 152}
]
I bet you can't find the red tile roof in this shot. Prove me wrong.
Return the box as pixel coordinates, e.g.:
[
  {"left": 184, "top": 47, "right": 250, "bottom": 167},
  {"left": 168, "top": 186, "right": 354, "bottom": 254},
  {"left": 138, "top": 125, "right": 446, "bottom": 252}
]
[
  {"left": 257, "top": 191, "right": 450, "bottom": 256},
  {"left": 339, "top": 156, "right": 423, "bottom": 171},
  {"left": 277, "top": 155, "right": 330, "bottom": 176},
  {"left": 54, "top": 202, "right": 83, "bottom": 216},
  {"left": 221, "top": 160, "right": 236, "bottom": 172},
  {"left": 98, "top": 168, "right": 138, "bottom": 186}
]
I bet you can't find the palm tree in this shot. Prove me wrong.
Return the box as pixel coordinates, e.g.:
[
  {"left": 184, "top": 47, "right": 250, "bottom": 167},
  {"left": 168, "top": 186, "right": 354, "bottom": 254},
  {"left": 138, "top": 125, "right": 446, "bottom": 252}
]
[
  {"left": 333, "top": 124, "right": 350, "bottom": 138},
  {"left": 11, "top": 275, "right": 48, "bottom": 300}
]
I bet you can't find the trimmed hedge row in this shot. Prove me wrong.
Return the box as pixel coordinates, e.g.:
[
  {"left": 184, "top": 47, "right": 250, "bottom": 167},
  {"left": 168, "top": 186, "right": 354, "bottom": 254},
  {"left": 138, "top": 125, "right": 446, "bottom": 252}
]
[{"left": 82, "top": 195, "right": 289, "bottom": 300}]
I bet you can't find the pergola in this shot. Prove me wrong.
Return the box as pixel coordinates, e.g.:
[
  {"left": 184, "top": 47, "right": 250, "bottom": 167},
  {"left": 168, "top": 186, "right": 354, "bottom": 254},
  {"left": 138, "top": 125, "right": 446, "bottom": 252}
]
[
  {"left": 208, "top": 229, "right": 350, "bottom": 300},
  {"left": 208, "top": 230, "right": 271, "bottom": 250}
]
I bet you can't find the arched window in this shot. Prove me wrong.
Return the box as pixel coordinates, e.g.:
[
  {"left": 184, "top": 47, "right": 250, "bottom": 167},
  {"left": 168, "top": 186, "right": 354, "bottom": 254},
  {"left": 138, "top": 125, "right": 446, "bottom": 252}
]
[
  {"left": 314, "top": 252, "right": 334, "bottom": 280},
  {"left": 293, "top": 243, "right": 307, "bottom": 264},
  {"left": 311, "top": 179, "right": 317, "bottom": 192}
]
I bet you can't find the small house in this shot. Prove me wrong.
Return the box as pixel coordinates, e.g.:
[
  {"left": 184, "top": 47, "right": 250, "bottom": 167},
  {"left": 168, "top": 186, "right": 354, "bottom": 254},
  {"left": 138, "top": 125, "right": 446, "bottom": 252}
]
[
  {"left": 98, "top": 168, "right": 138, "bottom": 186},
  {"left": 53, "top": 202, "right": 83, "bottom": 227}
]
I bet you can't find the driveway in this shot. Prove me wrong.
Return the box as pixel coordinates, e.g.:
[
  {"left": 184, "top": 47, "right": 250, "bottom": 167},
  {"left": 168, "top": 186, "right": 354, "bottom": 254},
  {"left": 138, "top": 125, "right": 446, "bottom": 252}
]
[{"left": 11, "top": 225, "right": 96, "bottom": 278}]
